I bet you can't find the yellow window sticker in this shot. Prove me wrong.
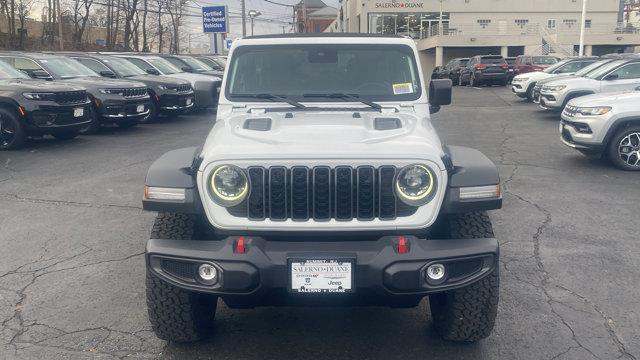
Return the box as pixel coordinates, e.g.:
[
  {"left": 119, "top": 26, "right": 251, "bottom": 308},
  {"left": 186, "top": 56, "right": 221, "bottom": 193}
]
[{"left": 393, "top": 82, "right": 414, "bottom": 95}]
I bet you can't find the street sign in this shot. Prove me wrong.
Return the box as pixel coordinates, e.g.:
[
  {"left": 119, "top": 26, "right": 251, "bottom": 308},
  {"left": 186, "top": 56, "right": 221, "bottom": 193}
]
[{"left": 202, "top": 6, "right": 228, "bottom": 33}]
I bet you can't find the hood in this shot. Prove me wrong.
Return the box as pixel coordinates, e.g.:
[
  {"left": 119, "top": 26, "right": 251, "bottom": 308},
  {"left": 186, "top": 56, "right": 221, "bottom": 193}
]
[
  {"left": 165, "top": 72, "right": 221, "bottom": 85},
  {"left": 60, "top": 77, "right": 147, "bottom": 90},
  {"left": 199, "top": 110, "right": 445, "bottom": 168},
  {"left": 567, "top": 90, "right": 640, "bottom": 107},
  {"left": 127, "top": 74, "right": 189, "bottom": 87},
  {"left": 0, "top": 79, "right": 83, "bottom": 92},
  {"left": 537, "top": 74, "right": 579, "bottom": 85},
  {"left": 199, "top": 70, "right": 224, "bottom": 78},
  {"left": 515, "top": 71, "right": 552, "bottom": 82},
  {"left": 543, "top": 76, "right": 596, "bottom": 88}
]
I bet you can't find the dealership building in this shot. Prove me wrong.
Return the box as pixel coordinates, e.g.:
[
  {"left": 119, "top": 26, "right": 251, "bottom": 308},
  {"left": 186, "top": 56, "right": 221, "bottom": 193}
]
[{"left": 325, "top": 0, "right": 640, "bottom": 77}]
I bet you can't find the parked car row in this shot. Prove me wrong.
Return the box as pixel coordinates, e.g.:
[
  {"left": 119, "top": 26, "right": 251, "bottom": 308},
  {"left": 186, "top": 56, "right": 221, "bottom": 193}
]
[
  {"left": 433, "top": 54, "right": 560, "bottom": 87},
  {"left": 0, "top": 52, "right": 225, "bottom": 150},
  {"left": 510, "top": 54, "right": 640, "bottom": 171}
]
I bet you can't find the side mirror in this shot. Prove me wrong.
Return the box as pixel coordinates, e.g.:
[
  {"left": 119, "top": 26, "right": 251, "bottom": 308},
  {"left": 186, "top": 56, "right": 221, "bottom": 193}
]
[
  {"left": 31, "top": 70, "right": 52, "bottom": 80},
  {"left": 429, "top": 79, "right": 452, "bottom": 114},
  {"left": 146, "top": 68, "right": 160, "bottom": 75},
  {"left": 99, "top": 70, "right": 116, "bottom": 78},
  {"left": 182, "top": 66, "right": 193, "bottom": 72},
  {"left": 604, "top": 73, "right": 619, "bottom": 80}
]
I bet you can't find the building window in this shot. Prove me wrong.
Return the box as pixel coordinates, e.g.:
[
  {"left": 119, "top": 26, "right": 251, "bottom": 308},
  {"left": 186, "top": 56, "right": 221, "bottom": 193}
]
[
  {"left": 368, "top": 12, "right": 450, "bottom": 39},
  {"left": 564, "top": 19, "right": 577, "bottom": 28},
  {"left": 547, "top": 19, "right": 556, "bottom": 29},
  {"left": 515, "top": 19, "right": 529, "bottom": 28},
  {"left": 477, "top": 19, "right": 491, "bottom": 29},
  {"left": 585, "top": 19, "right": 592, "bottom": 28}
]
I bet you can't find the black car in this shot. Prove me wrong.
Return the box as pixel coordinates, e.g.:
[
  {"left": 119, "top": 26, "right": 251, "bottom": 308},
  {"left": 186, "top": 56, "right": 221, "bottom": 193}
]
[
  {"left": 0, "top": 60, "right": 91, "bottom": 150},
  {"left": 194, "top": 55, "right": 226, "bottom": 72},
  {"left": 0, "top": 53, "right": 152, "bottom": 134},
  {"left": 438, "top": 58, "right": 469, "bottom": 85},
  {"left": 58, "top": 53, "right": 195, "bottom": 123},
  {"left": 157, "top": 54, "right": 224, "bottom": 79},
  {"left": 505, "top": 57, "right": 517, "bottom": 83},
  {"left": 459, "top": 55, "right": 509, "bottom": 87}
]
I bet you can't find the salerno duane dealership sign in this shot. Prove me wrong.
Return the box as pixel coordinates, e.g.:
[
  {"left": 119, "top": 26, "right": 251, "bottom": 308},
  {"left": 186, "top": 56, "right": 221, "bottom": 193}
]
[{"left": 375, "top": 1, "right": 425, "bottom": 8}]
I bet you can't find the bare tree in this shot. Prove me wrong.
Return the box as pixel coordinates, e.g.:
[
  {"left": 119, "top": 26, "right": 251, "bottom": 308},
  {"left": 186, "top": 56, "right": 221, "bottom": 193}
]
[
  {"left": 15, "top": 0, "right": 33, "bottom": 49},
  {"left": 68, "top": 0, "right": 94, "bottom": 49}
]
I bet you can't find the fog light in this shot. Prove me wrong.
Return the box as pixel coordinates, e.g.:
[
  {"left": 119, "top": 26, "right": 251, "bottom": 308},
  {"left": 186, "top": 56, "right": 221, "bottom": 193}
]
[
  {"left": 426, "top": 264, "right": 445, "bottom": 281},
  {"left": 198, "top": 264, "right": 218, "bottom": 282}
]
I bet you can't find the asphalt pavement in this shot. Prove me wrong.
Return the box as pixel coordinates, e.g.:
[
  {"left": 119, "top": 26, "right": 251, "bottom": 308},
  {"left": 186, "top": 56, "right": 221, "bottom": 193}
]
[{"left": 0, "top": 87, "right": 638, "bottom": 360}]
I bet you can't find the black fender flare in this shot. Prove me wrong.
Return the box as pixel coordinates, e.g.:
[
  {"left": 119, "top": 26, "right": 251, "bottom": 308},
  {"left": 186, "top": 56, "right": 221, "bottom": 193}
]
[
  {"left": 142, "top": 147, "right": 204, "bottom": 214},
  {"left": 440, "top": 145, "right": 502, "bottom": 214},
  {"left": 562, "top": 91, "right": 595, "bottom": 108}
]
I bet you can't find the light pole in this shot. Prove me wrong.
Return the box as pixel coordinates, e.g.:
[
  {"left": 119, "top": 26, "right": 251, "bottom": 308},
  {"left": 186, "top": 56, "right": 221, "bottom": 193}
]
[
  {"left": 248, "top": 10, "right": 261, "bottom": 36},
  {"left": 579, "top": 0, "right": 588, "bottom": 56},
  {"left": 438, "top": 0, "right": 444, "bottom": 36}
]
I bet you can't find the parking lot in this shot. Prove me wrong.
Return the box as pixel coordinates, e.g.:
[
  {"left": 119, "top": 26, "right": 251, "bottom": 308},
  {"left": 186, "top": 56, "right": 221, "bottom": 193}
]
[{"left": 0, "top": 86, "right": 638, "bottom": 360}]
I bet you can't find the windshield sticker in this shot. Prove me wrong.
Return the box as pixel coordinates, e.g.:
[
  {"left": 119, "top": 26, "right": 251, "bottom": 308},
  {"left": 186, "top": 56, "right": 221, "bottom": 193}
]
[
  {"left": 40, "top": 60, "right": 48, "bottom": 63},
  {"left": 393, "top": 82, "right": 413, "bottom": 95}
]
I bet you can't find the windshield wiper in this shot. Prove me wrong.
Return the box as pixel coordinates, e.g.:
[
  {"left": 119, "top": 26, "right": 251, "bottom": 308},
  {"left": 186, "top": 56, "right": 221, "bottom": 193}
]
[
  {"left": 302, "top": 93, "right": 382, "bottom": 112},
  {"left": 231, "top": 93, "right": 306, "bottom": 109}
]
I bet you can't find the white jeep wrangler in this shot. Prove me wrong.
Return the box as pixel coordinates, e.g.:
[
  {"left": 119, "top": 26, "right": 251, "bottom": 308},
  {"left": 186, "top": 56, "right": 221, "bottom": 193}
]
[{"left": 142, "top": 34, "right": 503, "bottom": 343}]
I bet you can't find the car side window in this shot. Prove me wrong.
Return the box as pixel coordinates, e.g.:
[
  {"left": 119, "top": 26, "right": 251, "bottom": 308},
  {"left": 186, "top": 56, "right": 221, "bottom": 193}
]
[
  {"left": 75, "top": 58, "right": 109, "bottom": 73},
  {"left": 165, "top": 57, "right": 186, "bottom": 69},
  {"left": 555, "top": 61, "right": 583, "bottom": 74},
  {"left": 126, "top": 57, "right": 153, "bottom": 72},
  {"left": 12, "top": 57, "right": 45, "bottom": 77},
  {"left": 607, "top": 63, "right": 640, "bottom": 80}
]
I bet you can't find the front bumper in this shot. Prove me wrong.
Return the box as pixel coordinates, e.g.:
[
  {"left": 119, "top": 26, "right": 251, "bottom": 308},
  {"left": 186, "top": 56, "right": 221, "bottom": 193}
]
[
  {"left": 97, "top": 98, "right": 152, "bottom": 122},
  {"left": 539, "top": 91, "right": 565, "bottom": 110},
  {"left": 158, "top": 92, "right": 195, "bottom": 113},
  {"left": 559, "top": 115, "right": 608, "bottom": 152},
  {"left": 22, "top": 102, "right": 92, "bottom": 133},
  {"left": 146, "top": 235, "right": 499, "bottom": 306}
]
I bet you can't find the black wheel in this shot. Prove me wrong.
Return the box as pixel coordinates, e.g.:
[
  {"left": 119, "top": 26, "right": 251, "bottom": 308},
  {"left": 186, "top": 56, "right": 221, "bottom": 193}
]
[
  {"left": 139, "top": 101, "right": 158, "bottom": 124},
  {"left": 458, "top": 75, "right": 464, "bottom": 86},
  {"left": 499, "top": 79, "right": 508, "bottom": 86},
  {"left": 607, "top": 125, "right": 640, "bottom": 171},
  {"left": 525, "top": 83, "right": 536, "bottom": 102},
  {"left": 116, "top": 120, "right": 138, "bottom": 129},
  {"left": 470, "top": 75, "right": 479, "bottom": 87},
  {"left": 146, "top": 213, "right": 218, "bottom": 342},
  {"left": 0, "top": 108, "right": 26, "bottom": 150},
  {"left": 51, "top": 130, "right": 79, "bottom": 140},
  {"left": 429, "top": 212, "right": 499, "bottom": 342},
  {"left": 79, "top": 106, "right": 101, "bottom": 135}
]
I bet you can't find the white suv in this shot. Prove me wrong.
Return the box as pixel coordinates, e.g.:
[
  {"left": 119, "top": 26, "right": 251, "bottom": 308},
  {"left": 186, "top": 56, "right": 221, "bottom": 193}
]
[
  {"left": 561, "top": 91, "right": 640, "bottom": 170},
  {"left": 540, "top": 59, "right": 640, "bottom": 112},
  {"left": 511, "top": 57, "right": 598, "bottom": 101}
]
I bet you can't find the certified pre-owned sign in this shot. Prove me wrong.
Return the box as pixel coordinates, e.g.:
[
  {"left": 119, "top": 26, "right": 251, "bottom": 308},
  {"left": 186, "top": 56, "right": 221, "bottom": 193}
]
[{"left": 375, "top": 1, "right": 424, "bottom": 8}]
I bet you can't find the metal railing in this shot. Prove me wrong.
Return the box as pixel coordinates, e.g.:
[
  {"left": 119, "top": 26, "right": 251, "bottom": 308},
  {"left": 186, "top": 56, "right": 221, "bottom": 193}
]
[{"left": 420, "top": 22, "right": 640, "bottom": 39}]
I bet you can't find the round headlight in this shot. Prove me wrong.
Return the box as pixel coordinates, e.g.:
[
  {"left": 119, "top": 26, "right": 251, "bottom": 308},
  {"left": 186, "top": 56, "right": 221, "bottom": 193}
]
[
  {"left": 209, "top": 165, "right": 248, "bottom": 206},
  {"left": 395, "top": 164, "right": 437, "bottom": 206}
]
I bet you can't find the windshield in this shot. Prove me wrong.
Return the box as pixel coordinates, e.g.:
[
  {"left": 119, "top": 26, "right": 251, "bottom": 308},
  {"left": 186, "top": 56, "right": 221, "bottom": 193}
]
[
  {"left": 102, "top": 57, "right": 145, "bottom": 77},
  {"left": 544, "top": 59, "right": 571, "bottom": 73},
  {"left": 181, "top": 57, "right": 213, "bottom": 72},
  {"left": 575, "top": 60, "right": 612, "bottom": 76},
  {"left": 459, "top": 59, "right": 469, "bottom": 66},
  {"left": 41, "top": 58, "right": 98, "bottom": 79},
  {"left": 532, "top": 56, "right": 558, "bottom": 65},
  {"left": 147, "top": 57, "right": 182, "bottom": 75},
  {"left": 0, "top": 60, "right": 29, "bottom": 79},
  {"left": 585, "top": 60, "right": 626, "bottom": 79},
  {"left": 226, "top": 44, "right": 421, "bottom": 102},
  {"left": 213, "top": 57, "right": 227, "bottom": 67}
]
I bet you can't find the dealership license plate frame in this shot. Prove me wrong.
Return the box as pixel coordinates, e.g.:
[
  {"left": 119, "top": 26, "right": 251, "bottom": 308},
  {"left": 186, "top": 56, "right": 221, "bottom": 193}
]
[
  {"left": 288, "top": 257, "right": 355, "bottom": 294},
  {"left": 136, "top": 104, "right": 145, "bottom": 113},
  {"left": 73, "top": 108, "right": 84, "bottom": 117}
]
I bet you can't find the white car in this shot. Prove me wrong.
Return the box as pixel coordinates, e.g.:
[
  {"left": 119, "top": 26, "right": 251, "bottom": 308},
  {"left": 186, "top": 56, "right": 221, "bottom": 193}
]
[
  {"left": 540, "top": 58, "right": 640, "bottom": 112},
  {"left": 116, "top": 54, "right": 221, "bottom": 109},
  {"left": 511, "top": 57, "right": 598, "bottom": 101},
  {"left": 561, "top": 91, "right": 640, "bottom": 170},
  {"left": 140, "top": 34, "right": 504, "bottom": 344}
]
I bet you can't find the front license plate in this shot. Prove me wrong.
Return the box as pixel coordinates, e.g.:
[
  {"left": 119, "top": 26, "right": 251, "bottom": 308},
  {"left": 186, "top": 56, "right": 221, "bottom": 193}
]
[
  {"left": 73, "top": 108, "right": 84, "bottom": 117},
  {"left": 186, "top": 98, "right": 193, "bottom": 106},
  {"left": 136, "top": 104, "right": 145, "bottom": 113},
  {"left": 290, "top": 259, "right": 354, "bottom": 294}
]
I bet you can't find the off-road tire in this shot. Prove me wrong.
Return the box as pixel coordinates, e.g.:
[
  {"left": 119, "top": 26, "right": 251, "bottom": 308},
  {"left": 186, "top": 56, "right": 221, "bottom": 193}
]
[
  {"left": 0, "top": 108, "right": 26, "bottom": 150},
  {"left": 139, "top": 101, "right": 158, "bottom": 124},
  {"left": 607, "top": 125, "right": 640, "bottom": 171},
  {"left": 429, "top": 211, "right": 499, "bottom": 342},
  {"left": 146, "top": 213, "right": 218, "bottom": 342}
]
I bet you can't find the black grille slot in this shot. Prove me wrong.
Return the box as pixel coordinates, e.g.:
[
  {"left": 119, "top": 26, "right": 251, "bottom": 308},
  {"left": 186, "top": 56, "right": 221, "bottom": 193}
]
[
  {"left": 269, "top": 167, "right": 287, "bottom": 220},
  {"left": 312, "top": 167, "right": 331, "bottom": 221},
  {"left": 123, "top": 88, "right": 147, "bottom": 98},
  {"left": 291, "top": 167, "right": 309, "bottom": 221},
  {"left": 335, "top": 166, "right": 353, "bottom": 221},
  {"left": 161, "top": 260, "right": 196, "bottom": 280},
  {"left": 379, "top": 166, "right": 397, "bottom": 220},
  {"left": 55, "top": 90, "right": 87, "bottom": 104},
  {"left": 357, "top": 166, "right": 375, "bottom": 220},
  {"left": 247, "top": 167, "right": 266, "bottom": 220},
  {"left": 176, "top": 84, "right": 192, "bottom": 93},
  {"left": 232, "top": 165, "right": 419, "bottom": 221}
]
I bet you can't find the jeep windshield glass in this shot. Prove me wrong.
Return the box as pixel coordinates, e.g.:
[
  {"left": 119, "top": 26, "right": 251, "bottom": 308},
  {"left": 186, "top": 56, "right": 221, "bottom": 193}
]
[
  {"left": 532, "top": 56, "right": 558, "bottom": 65},
  {"left": 41, "top": 58, "right": 99, "bottom": 79},
  {"left": 584, "top": 60, "right": 626, "bottom": 79},
  {"left": 146, "top": 58, "right": 182, "bottom": 75},
  {"left": 181, "top": 57, "right": 213, "bottom": 72},
  {"left": 102, "top": 57, "right": 146, "bottom": 77},
  {"left": 575, "top": 60, "right": 612, "bottom": 77},
  {"left": 0, "top": 60, "right": 29, "bottom": 79},
  {"left": 543, "top": 59, "right": 571, "bottom": 73},
  {"left": 226, "top": 44, "right": 421, "bottom": 103}
]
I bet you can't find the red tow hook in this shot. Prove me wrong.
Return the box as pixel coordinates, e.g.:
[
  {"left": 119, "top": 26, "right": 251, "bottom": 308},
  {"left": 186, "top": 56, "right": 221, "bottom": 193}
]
[
  {"left": 235, "top": 236, "right": 247, "bottom": 254},
  {"left": 396, "top": 236, "right": 410, "bottom": 254}
]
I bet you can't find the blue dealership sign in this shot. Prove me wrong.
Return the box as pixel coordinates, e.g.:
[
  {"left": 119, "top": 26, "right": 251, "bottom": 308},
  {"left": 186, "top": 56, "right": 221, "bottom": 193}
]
[{"left": 202, "top": 6, "right": 228, "bottom": 33}]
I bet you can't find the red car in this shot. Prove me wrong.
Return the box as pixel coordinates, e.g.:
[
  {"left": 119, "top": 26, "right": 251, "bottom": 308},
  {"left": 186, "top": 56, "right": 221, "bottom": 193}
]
[{"left": 513, "top": 55, "right": 559, "bottom": 76}]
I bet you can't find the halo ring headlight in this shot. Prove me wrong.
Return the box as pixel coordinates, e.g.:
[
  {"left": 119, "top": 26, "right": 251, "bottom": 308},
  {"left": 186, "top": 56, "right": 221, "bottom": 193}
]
[
  {"left": 209, "top": 165, "right": 249, "bottom": 207},
  {"left": 395, "top": 164, "right": 437, "bottom": 206}
]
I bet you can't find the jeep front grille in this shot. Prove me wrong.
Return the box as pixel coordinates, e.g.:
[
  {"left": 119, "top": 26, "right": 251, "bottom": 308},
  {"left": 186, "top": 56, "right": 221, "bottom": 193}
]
[
  {"left": 227, "top": 166, "right": 418, "bottom": 221},
  {"left": 55, "top": 90, "right": 87, "bottom": 104},
  {"left": 176, "top": 84, "right": 192, "bottom": 93}
]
